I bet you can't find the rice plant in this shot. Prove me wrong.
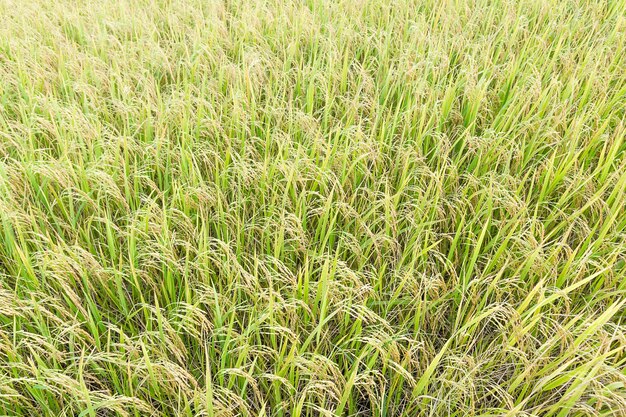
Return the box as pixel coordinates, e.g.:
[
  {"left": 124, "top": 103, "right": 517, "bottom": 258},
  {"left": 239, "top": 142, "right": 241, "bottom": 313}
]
[{"left": 0, "top": 0, "right": 625, "bottom": 416}]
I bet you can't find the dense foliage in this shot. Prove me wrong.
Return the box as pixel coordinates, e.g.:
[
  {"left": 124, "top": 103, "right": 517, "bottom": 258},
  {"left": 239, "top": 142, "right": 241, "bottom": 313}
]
[{"left": 1, "top": 0, "right": 625, "bottom": 416}]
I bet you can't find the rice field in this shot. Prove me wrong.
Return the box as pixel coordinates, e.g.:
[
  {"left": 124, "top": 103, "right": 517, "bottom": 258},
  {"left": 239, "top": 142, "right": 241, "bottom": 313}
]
[{"left": 0, "top": 0, "right": 625, "bottom": 416}]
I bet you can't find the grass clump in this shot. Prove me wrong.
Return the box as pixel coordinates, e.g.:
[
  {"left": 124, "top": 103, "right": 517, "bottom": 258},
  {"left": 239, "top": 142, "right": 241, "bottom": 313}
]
[{"left": 1, "top": 0, "right": 626, "bottom": 415}]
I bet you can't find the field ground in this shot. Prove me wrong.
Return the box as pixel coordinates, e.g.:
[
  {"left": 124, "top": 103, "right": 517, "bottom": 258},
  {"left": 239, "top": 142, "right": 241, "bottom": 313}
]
[{"left": 1, "top": 0, "right": 626, "bottom": 416}]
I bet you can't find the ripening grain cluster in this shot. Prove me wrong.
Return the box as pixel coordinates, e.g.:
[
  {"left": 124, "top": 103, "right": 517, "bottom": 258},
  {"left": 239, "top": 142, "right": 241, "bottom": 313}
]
[{"left": 0, "top": 0, "right": 625, "bottom": 416}]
